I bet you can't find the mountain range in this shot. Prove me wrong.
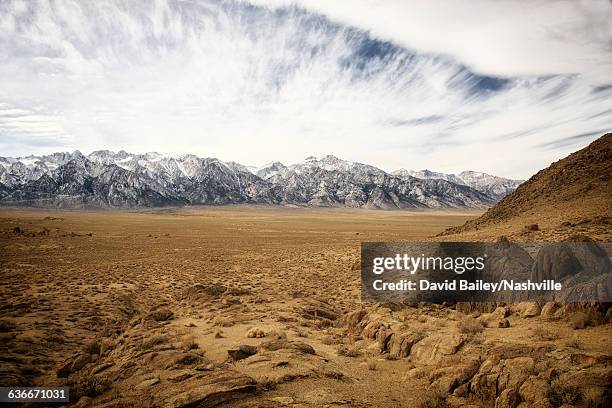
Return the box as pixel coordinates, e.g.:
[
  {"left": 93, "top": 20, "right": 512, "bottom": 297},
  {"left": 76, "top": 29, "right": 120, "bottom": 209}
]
[{"left": 0, "top": 151, "right": 523, "bottom": 209}]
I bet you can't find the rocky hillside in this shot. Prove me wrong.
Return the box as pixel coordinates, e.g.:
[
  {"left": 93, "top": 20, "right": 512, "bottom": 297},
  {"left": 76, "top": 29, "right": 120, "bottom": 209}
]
[
  {"left": 441, "top": 133, "right": 612, "bottom": 240},
  {"left": 0, "top": 152, "right": 521, "bottom": 209}
]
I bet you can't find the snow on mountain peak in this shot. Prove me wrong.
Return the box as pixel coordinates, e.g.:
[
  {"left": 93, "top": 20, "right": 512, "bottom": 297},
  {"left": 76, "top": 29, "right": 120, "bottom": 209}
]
[
  {"left": 0, "top": 150, "right": 523, "bottom": 207},
  {"left": 392, "top": 168, "right": 523, "bottom": 199}
]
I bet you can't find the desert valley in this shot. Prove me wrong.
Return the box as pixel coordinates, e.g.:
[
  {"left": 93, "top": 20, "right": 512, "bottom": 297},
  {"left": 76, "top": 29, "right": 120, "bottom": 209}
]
[
  {"left": 2, "top": 1, "right": 611, "bottom": 406},
  {"left": 0, "top": 134, "right": 610, "bottom": 407}
]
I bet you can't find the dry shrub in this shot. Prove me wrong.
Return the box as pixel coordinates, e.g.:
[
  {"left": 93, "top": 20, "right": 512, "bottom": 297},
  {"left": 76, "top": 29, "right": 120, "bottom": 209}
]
[
  {"left": 571, "top": 312, "right": 589, "bottom": 329},
  {"left": 258, "top": 376, "right": 278, "bottom": 391},
  {"left": 570, "top": 311, "right": 602, "bottom": 329},
  {"left": 267, "top": 330, "right": 287, "bottom": 340},
  {"left": 0, "top": 320, "right": 16, "bottom": 332},
  {"left": 225, "top": 287, "right": 251, "bottom": 296},
  {"left": 564, "top": 337, "right": 583, "bottom": 349},
  {"left": 336, "top": 346, "right": 361, "bottom": 358},
  {"left": 550, "top": 379, "right": 581, "bottom": 406},
  {"left": 418, "top": 389, "right": 451, "bottom": 408},
  {"left": 582, "top": 387, "right": 609, "bottom": 408},
  {"left": 294, "top": 328, "right": 308, "bottom": 338},
  {"left": 174, "top": 353, "right": 202, "bottom": 366},
  {"left": 182, "top": 337, "right": 199, "bottom": 350},
  {"left": 323, "top": 369, "right": 345, "bottom": 380},
  {"left": 457, "top": 317, "right": 484, "bottom": 334},
  {"left": 145, "top": 308, "right": 174, "bottom": 322},
  {"left": 141, "top": 334, "right": 168, "bottom": 350},
  {"left": 211, "top": 315, "right": 234, "bottom": 327},
  {"left": 402, "top": 367, "right": 427, "bottom": 380},
  {"left": 82, "top": 340, "right": 101, "bottom": 355},
  {"left": 70, "top": 376, "right": 111, "bottom": 401},
  {"left": 531, "top": 326, "right": 559, "bottom": 341},
  {"left": 320, "top": 335, "right": 336, "bottom": 345},
  {"left": 366, "top": 359, "right": 377, "bottom": 371}
]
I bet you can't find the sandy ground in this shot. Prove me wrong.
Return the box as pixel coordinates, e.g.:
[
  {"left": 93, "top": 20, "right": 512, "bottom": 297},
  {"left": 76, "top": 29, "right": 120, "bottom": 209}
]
[{"left": 0, "top": 207, "right": 609, "bottom": 407}]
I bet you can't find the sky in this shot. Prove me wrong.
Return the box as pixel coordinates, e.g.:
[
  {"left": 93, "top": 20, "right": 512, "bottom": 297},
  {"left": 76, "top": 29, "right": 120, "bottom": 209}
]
[{"left": 0, "top": 0, "right": 610, "bottom": 179}]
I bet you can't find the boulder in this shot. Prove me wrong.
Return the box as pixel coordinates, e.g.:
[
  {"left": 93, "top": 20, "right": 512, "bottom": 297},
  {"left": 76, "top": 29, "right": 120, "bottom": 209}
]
[
  {"left": 227, "top": 345, "right": 257, "bottom": 362},
  {"left": 361, "top": 320, "right": 387, "bottom": 340},
  {"left": 540, "top": 302, "right": 559, "bottom": 319},
  {"left": 341, "top": 309, "right": 367, "bottom": 330},
  {"left": 479, "top": 307, "right": 510, "bottom": 328},
  {"left": 514, "top": 302, "right": 541, "bottom": 318},
  {"left": 388, "top": 332, "right": 423, "bottom": 358},
  {"left": 518, "top": 377, "right": 552, "bottom": 408},
  {"left": 259, "top": 339, "right": 316, "bottom": 355},
  {"left": 498, "top": 318, "right": 510, "bottom": 328},
  {"left": 495, "top": 388, "right": 518, "bottom": 408},
  {"left": 429, "top": 358, "right": 481, "bottom": 394},
  {"left": 246, "top": 327, "right": 265, "bottom": 338},
  {"left": 498, "top": 357, "right": 535, "bottom": 391},
  {"left": 57, "top": 353, "right": 91, "bottom": 378},
  {"left": 163, "top": 370, "right": 256, "bottom": 408},
  {"left": 411, "top": 333, "right": 465, "bottom": 364}
]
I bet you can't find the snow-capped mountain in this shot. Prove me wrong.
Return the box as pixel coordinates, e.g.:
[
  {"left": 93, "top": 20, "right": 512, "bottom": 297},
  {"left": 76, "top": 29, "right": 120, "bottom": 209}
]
[
  {"left": 0, "top": 151, "right": 521, "bottom": 209},
  {"left": 255, "top": 162, "right": 289, "bottom": 180},
  {"left": 392, "top": 169, "right": 523, "bottom": 200}
]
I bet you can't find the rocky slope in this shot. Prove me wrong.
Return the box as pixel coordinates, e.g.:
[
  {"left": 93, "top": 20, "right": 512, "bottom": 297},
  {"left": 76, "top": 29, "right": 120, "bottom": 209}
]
[
  {"left": 441, "top": 133, "right": 612, "bottom": 240},
  {"left": 0, "top": 152, "right": 520, "bottom": 209}
]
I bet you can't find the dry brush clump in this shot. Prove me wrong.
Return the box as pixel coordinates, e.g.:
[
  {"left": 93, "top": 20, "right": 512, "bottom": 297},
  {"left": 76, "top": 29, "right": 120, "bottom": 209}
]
[
  {"left": 563, "top": 337, "right": 583, "bottom": 349},
  {"left": 140, "top": 334, "right": 169, "bottom": 350},
  {"left": 210, "top": 314, "right": 235, "bottom": 327},
  {"left": 366, "top": 358, "right": 377, "bottom": 371},
  {"left": 82, "top": 340, "right": 101, "bottom": 355},
  {"left": 181, "top": 336, "right": 199, "bottom": 351},
  {"left": 336, "top": 345, "right": 361, "bottom": 357},
  {"left": 531, "top": 326, "right": 560, "bottom": 341},
  {"left": 417, "top": 389, "right": 451, "bottom": 408},
  {"left": 144, "top": 308, "right": 174, "bottom": 322},
  {"left": 457, "top": 317, "right": 484, "bottom": 334},
  {"left": 69, "top": 375, "right": 111, "bottom": 401},
  {"left": 0, "top": 320, "right": 16, "bottom": 332},
  {"left": 550, "top": 379, "right": 582, "bottom": 406},
  {"left": 570, "top": 311, "right": 603, "bottom": 329}
]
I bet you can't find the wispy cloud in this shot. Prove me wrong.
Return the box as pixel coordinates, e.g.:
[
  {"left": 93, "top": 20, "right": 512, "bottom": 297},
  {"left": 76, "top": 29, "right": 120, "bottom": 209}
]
[
  {"left": 0, "top": 0, "right": 610, "bottom": 178},
  {"left": 252, "top": 0, "right": 612, "bottom": 84},
  {"left": 0, "top": 103, "right": 70, "bottom": 151}
]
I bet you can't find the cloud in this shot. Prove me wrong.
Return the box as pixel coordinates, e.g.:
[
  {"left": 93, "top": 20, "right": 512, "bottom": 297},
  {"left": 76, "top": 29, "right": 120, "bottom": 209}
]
[
  {"left": 251, "top": 0, "right": 612, "bottom": 84},
  {"left": 0, "top": 0, "right": 610, "bottom": 178},
  {"left": 0, "top": 103, "right": 70, "bottom": 151}
]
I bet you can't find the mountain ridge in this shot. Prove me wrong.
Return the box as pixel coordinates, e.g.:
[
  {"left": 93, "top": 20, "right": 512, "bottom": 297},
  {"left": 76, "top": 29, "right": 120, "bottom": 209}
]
[
  {"left": 392, "top": 168, "right": 523, "bottom": 200},
  {"left": 0, "top": 151, "right": 521, "bottom": 209}
]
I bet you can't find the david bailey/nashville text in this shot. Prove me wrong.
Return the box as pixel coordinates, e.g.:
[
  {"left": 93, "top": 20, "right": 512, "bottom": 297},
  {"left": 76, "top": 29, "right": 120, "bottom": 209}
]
[{"left": 372, "top": 279, "right": 562, "bottom": 292}]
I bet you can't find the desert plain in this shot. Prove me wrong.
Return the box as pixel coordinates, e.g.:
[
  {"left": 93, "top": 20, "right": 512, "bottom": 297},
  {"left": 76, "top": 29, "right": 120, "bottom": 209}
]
[{"left": 0, "top": 207, "right": 610, "bottom": 407}]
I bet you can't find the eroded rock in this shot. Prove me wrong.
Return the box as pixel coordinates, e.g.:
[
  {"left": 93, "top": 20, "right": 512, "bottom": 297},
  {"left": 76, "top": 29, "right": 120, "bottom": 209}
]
[{"left": 411, "top": 333, "right": 466, "bottom": 364}]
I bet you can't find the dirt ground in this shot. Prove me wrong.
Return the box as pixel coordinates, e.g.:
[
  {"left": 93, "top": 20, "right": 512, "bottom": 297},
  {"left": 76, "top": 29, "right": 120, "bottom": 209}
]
[{"left": 0, "top": 207, "right": 610, "bottom": 407}]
